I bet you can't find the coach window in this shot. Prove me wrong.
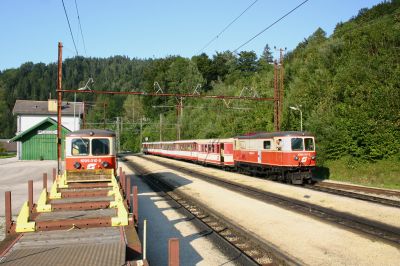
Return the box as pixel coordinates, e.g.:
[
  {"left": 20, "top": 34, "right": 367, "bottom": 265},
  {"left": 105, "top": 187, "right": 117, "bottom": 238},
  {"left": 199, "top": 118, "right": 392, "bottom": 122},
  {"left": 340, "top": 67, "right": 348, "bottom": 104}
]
[
  {"left": 291, "top": 138, "right": 304, "bottom": 151},
  {"left": 305, "top": 138, "right": 314, "bottom": 151},
  {"left": 263, "top": 140, "right": 271, "bottom": 150},
  {"left": 72, "top": 138, "right": 90, "bottom": 156},
  {"left": 92, "top": 138, "right": 110, "bottom": 155}
]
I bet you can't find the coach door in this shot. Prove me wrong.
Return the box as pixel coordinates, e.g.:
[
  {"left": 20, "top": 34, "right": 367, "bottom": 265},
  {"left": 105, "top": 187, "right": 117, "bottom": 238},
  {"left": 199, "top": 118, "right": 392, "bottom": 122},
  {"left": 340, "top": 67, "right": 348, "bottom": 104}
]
[{"left": 220, "top": 143, "right": 224, "bottom": 162}]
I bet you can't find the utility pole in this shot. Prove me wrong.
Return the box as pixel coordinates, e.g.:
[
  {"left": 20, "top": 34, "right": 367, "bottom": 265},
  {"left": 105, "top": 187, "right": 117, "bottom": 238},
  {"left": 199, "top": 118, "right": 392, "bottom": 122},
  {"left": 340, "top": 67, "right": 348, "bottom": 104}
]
[
  {"left": 140, "top": 117, "right": 143, "bottom": 147},
  {"left": 116, "top": 117, "right": 120, "bottom": 153},
  {"left": 103, "top": 102, "right": 106, "bottom": 129},
  {"left": 273, "top": 60, "right": 279, "bottom": 131},
  {"left": 159, "top": 113, "right": 163, "bottom": 141},
  {"left": 176, "top": 97, "right": 183, "bottom": 140},
  {"left": 57, "top": 42, "right": 63, "bottom": 175},
  {"left": 279, "top": 48, "right": 284, "bottom": 131}
]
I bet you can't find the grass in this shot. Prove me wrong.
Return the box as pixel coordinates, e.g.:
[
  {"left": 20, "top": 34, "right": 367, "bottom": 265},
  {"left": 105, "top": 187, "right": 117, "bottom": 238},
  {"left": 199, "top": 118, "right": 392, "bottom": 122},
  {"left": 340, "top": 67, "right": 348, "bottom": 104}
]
[
  {"left": 0, "top": 152, "right": 16, "bottom": 159},
  {"left": 314, "top": 157, "right": 400, "bottom": 190}
]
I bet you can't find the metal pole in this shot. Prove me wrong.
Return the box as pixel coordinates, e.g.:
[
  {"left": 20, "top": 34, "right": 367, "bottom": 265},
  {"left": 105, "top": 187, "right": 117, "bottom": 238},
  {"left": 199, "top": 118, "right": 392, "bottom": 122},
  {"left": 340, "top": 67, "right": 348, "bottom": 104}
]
[
  {"left": 28, "top": 180, "right": 33, "bottom": 213},
  {"left": 300, "top": 109, "right": 303, "bottom": 132},
  {"left": 5, "top": 191, "right": 11, "bottom": 236},
  {"left": 168, "top": 238, "right": 180, "bottom": 266},
  {"left": 273, "top": 60, "right": 279, "bottom": 131},
  {"left": 140, "top": 118, "right": 143, "bottom": 147},
  {"left": 160, "top": 113, "right": 162, "bottom": 141},
  {"left": 143, "top": 219, "right": 147, "bottom": 261},
  {"left": 73, "top": 92, "right": 76, "bottom": 131},
  {"left": 103, "top": 102, "right": 106, "bottom": 129},
  {"left": 116, "top": 117, "right": 120, "bottom": 153},
  {"left": 133, "top": 186, "right": 138, "bottom": 223},
  {"left": 57, "top": 42, "right": 63, "bottom": 174},
  {"left": 126, "top": 176, "right": 131, "bottom": 210},
  {"left": 43, "top": 173, "right": 48, "bottom": 190},
  {"left": 279, "top": 48, "right": 284, "bottom": 131},
  {"left": 52, "top": 168, "right": 57, "bottom": 182}
]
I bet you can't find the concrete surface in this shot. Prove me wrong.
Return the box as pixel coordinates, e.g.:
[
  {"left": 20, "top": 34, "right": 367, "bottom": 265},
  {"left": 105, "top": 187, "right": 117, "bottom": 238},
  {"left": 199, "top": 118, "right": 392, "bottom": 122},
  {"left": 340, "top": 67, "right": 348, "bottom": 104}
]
[{"left": 0, "top": 158, "right": 57, "bottom": 241}]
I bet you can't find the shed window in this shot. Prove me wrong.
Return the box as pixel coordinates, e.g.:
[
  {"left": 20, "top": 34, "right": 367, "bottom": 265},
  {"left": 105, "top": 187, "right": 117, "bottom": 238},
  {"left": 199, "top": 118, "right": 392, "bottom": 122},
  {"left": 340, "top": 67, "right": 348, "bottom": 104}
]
[
  {"left": 263, "top": 141, "right": 271, "bottom": 150},
  {"left": 72, "top": 138, "right": 90, "bottom": 156},
  {"left": 92, "top": 138, "right": 110, "bottom": 155}
]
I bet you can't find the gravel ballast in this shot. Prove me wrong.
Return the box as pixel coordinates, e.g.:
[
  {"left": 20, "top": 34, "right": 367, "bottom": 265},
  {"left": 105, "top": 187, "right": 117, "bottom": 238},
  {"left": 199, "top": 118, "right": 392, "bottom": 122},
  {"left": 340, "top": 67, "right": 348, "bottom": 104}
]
[{"left": 127, "top": 155, "right": 400, "bottom": 265}]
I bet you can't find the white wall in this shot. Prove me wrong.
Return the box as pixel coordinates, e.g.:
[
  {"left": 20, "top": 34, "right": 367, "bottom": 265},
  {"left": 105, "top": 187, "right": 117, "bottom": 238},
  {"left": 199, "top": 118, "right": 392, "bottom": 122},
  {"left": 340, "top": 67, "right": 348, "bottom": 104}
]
[{"left": 18, "top": 115, "right": 81, "bottom": 132}]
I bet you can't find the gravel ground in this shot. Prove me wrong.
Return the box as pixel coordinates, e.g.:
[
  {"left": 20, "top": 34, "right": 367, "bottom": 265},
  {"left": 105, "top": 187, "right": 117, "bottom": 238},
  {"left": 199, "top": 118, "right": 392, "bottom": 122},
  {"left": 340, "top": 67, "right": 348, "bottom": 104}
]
[
  {"left": 142, "top": 155, "right": 400, "bottom": 228},
  {"left": 127, "top": 155, "right": 400, "bottom": 266},
  {"left": 119, "top": 162, "right": 241, "bottom": 266}
]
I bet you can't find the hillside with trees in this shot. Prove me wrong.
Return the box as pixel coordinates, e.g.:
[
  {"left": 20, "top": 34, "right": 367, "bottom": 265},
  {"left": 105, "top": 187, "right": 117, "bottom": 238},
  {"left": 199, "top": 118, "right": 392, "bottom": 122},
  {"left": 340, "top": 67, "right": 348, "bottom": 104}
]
[{"left": 0, "top": 1, "right": 399, "bottom": 186}]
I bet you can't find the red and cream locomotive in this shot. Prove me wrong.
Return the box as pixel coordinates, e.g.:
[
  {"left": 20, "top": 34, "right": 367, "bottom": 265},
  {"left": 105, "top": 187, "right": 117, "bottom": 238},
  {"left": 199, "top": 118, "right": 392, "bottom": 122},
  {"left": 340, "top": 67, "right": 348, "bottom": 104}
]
[
  {"left": 143, "top": 131, "right": 316, "bottom": 184},
  {"left": 65, "top": 129, "right": 117, "bottom": 172}
]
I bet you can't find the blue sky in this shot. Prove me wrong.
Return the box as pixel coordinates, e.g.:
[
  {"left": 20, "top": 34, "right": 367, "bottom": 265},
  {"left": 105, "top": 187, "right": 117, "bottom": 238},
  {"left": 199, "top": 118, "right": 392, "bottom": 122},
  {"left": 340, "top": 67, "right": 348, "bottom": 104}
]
[{"left": 0, "top": 0, "right": 384, "bottom": 70}]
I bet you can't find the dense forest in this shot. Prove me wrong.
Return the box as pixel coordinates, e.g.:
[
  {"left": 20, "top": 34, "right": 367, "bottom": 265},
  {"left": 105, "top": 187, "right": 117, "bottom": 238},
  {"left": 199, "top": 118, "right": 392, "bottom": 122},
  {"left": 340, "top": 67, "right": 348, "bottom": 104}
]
[{"left": 0, "top": 1, "right": 399, "bottom": 166}]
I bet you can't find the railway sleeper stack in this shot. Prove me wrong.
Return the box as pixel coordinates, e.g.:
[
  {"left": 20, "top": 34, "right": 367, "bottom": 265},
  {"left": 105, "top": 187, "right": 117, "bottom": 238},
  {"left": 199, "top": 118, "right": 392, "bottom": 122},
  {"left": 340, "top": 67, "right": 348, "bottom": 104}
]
[{"left": 0, "top": 168, "right": 145, "bottom": 266}]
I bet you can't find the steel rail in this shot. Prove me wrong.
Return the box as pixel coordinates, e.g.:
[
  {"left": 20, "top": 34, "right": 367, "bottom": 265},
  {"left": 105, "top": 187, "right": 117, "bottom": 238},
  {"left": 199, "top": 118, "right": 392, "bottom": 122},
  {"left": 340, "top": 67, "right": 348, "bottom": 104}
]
[
  {"left": 137, "top": 155, "right": 400, "bottom": 246},
  {"left": 305, "top": 183, "right": 400, "bottom": 208},
  {"left": 124, "top": 158, "right": 299, "bottom": 266},
  {"left": 312, "top": 181, "right": 400, "bottom": 197},
  {"left": 57, "top": 89, "right": 275, "bottom": 101}
]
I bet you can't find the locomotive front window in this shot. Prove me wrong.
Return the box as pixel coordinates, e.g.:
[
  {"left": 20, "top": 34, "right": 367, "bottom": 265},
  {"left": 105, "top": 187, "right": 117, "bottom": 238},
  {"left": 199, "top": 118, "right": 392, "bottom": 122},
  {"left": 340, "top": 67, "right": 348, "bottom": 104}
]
[
  {"left": 92, "top": 139, "right": 110, "bottom": 155},
  {"left": 291, "top": 138, "right": 304, "bottom": 151},
  {"left": 72, "top": 138, "right": 90, "bottom": 156},
  {"left": 305, "top": 138, "right": 314, "bottom": 151}
]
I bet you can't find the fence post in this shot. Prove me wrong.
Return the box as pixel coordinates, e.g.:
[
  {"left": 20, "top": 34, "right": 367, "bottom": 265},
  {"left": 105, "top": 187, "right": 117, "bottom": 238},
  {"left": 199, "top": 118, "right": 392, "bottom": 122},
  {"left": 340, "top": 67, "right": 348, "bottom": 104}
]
[
  {"left": 5, "top": 191, "right": 12, "bottom": 235},
  {"left": 52, "top": 168, "right": 57, "bottom": 182},
  {"left": 133, "top": 186, "right": 138, "bottom": 224},
  {"left": 168, "top": 238, "right": 180, "bottom": 266},
  {"left": 28, "top": 180, "right": 33, "bottom": 213},
  {"left": 126, "top": 176, "right": 131, "bottom": 210},
  {"left": 43, "top": 173, "right": 48, "bottom": 190}
]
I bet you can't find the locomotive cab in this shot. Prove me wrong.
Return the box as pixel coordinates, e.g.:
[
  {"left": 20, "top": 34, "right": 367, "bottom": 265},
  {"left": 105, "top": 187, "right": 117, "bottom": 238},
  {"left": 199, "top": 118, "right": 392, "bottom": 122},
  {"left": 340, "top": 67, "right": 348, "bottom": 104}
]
[{"left": 65, "top": 129, "right": 117, "bottom": 177}]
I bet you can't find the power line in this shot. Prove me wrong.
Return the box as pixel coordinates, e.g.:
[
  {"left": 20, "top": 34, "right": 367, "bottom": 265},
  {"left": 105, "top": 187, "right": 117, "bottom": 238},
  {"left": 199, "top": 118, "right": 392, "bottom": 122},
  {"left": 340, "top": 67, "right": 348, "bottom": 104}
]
[
  {"left": 198, "top": 0, "right": 259, "bottom": 54},
  {"left": 61, "top": 0, "right": 79, "bottom": 56},
  {"left": 74, "top": 0, "right": 87, "bottom": 56},
  {"left": 233, "top": 0, "right": 310, "bottom": 53}
]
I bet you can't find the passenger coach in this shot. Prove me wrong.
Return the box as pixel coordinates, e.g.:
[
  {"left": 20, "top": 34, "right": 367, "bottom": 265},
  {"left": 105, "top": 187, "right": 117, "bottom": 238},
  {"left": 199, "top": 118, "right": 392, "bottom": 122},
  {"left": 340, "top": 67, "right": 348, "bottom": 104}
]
[{"left": 143, "top": 131, "right": 316, "bottom": 185}]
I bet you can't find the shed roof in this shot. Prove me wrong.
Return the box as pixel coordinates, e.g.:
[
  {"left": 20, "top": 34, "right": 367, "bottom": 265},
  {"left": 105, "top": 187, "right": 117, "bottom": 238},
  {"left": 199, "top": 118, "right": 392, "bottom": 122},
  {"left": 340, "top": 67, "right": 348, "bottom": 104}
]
[
  {"left": 13, "top": 100, "right": 84, "bottom": 116},
  {"left": 9, "top": 117, "right": 70, "bottom": 142}
]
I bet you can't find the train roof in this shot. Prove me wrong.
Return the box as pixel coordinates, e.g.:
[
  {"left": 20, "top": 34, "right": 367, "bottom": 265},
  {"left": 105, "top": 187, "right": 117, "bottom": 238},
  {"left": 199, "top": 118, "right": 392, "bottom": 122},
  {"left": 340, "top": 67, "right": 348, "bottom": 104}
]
[
  {"left": 236, "top": 131, "right": 314, "bottom": 139},
  {"left": 143, "top": 138, "right": 234, "bottom": 145},
  {"left": 66, "top": 129, "right": 116, "bottom": 137}
]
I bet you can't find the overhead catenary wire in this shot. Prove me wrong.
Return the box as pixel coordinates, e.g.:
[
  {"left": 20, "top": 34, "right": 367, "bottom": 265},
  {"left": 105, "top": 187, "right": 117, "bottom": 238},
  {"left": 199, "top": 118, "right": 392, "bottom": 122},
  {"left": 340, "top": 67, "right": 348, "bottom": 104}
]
[
  {"left": 61, "top": 0, "right": 79, "bottom": 56},
  {"left": 74, "top": 0, "right": 87, "bottom": 56},
  {"left": 233, "top": 0, "right": 310, "bottom": 53},
  {"left": 198, "top": 0, "right": 259, "bottom": 54}
]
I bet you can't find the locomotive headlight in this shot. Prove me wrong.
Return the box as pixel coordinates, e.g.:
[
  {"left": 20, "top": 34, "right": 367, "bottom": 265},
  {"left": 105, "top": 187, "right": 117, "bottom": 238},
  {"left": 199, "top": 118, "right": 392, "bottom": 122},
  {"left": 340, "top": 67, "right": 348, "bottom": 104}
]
[
  {"left": 294, "top": 156, "right": 299, "bottom": 161},
  {"left": 311, "top": 155, "right": 316, "bottom": 160},
  {"left": 74, "top": 162, "right": 81, "bottom": 169},
  {"left": 102, "top": 161, "right": 110, "bottom": 168}
]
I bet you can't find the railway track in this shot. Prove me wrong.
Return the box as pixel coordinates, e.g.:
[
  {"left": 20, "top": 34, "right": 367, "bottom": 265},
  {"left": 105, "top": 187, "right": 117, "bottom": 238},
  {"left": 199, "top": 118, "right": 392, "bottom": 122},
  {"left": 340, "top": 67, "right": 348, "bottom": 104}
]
[
  {"left": 133, "top": 155, "right": 400, "bottom": 247},
  {"left": 305, "top": 182, "right": 400, "bottom": 208},
  {"left": 124, "top": 158, "right": 300, "bottom": 266}
]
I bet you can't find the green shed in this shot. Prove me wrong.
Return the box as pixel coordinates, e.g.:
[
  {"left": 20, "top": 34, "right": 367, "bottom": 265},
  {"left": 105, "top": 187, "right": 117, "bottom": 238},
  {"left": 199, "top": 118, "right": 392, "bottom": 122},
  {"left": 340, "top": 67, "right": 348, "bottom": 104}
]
[{"left": 10, "top": 118, "right": 70, "bottom": 160}]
